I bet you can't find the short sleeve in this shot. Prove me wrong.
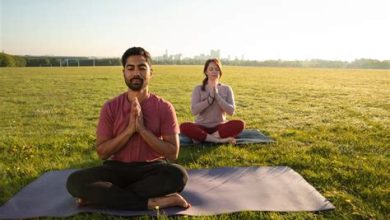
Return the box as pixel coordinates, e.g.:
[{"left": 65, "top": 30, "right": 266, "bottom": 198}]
[
  {"left": 96, "top": 102, "right": 114, "bottom": 138},
  {"left": 160, "top": 101, "right": 179, "bottom": 136}
]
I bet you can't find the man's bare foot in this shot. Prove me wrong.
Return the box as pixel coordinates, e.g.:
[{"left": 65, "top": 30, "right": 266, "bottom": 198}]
[
  {"left": 75, "top": 198, "right": 90, "bottom": 207},
  {"left": 148, "top": 193, "right": 191, "bottom": 210}
]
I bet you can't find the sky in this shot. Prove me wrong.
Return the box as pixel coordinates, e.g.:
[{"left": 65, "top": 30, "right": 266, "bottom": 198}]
[{"left": 1, "top": 0, "right": 389, "bottom": 61}]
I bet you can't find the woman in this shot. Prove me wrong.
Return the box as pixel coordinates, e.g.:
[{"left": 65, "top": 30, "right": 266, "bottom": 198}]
[{"left": 180, "top": 58, "right": 245, "bottom": 144}]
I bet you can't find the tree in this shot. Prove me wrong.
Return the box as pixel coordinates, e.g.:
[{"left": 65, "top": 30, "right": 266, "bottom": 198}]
[
  {"left": 0, "top": 52, "right": 16, "bottom": 67},
  {"left": 14, "top": 56, "right": 27, "bottom": 67},
  {"left": 0, "top": 53, "right": 27, "bottom": 67}
]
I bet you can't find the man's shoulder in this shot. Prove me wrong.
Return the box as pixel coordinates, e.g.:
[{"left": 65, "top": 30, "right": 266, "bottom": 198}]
[
  {"left": 103, "top": 92, "right": 127, "bottom": 108},
  {"left": 149, "top": 94, "right": 173, "bottom": 107},
  {"left": 147, "top": 94, "right": 176, "bottom": 114}
]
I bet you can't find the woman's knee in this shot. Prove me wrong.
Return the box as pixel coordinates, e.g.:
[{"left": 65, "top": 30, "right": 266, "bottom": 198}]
[
  {"left": 180, "top": 123, "right": 207, "bottom": 141},
  {"left": 179, "top": 122, "right": 193, "bottom": 134},
  {"left": 235, "top": 119, "right": 246, "bottom": 131},
  {"left": 218, "top": 120, "right": 245, "bottom": 138}
]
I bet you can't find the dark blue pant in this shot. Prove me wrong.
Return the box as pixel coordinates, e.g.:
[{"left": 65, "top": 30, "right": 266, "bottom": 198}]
[{"left": 66, "top": 160, "right": 188, "bottom": 210}]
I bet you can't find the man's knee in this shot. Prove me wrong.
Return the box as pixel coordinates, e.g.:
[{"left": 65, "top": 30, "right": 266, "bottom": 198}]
[
  {"left": 66, "top": 170, "right": 84, "bottom": 197},
  {"left": 165, "top": 164, "right": 188, "bottom": 192}
]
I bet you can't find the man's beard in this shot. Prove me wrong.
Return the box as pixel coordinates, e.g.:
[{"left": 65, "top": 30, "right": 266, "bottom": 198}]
[{"left": 125, "top": 76, "right": 145, "bottom": 91}]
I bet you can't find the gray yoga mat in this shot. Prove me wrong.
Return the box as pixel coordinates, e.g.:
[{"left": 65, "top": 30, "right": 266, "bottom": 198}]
[
  {"left": 180, "top": 129, "right": 275, "bottom": 146},
  {"left": 0, "top": 166, "right": 334, "bottom": 219}
]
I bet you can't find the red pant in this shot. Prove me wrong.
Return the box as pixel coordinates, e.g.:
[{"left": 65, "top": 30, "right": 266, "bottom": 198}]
[{"left": 180, "top": 120, "right": 245, "bottom": 141}]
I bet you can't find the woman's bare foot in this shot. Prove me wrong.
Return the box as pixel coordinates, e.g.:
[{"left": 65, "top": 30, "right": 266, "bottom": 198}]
[
  {"left": 221, "top": 137, "right": 236, "bottom": 144},
  {"left": 148, "top": 193, "right": 191, "bottom": 210},
  {"left": 192, "top": 139, "right": 201, "bottom": 144},
  {"left": 206, "top": 133, "right": 236, "bottom": 144}
]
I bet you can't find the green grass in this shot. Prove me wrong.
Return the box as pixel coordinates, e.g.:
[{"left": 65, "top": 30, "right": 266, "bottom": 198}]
[{"left": 0, "top": 66, "right": 389, "bottom": 219}]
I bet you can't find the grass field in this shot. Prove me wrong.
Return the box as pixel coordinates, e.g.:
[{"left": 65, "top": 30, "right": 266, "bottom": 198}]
[{"left": 0, "top": 66, "right": 389, "bottom": 219}]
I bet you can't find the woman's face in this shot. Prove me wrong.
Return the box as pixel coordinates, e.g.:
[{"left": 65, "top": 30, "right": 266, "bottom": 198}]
[{"left": 206, "top": 62, "right": 220, "bottom": 80}]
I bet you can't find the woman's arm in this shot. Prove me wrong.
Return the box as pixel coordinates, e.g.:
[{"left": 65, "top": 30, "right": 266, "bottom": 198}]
[
  {"left": 214, "top": 85, "right": 235, "bottom": 115},
  {"left": 190, "top": 86, "right": 211, "bottom": 115}
]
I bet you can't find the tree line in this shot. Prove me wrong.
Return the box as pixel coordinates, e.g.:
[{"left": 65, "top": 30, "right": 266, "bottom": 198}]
[{"left": 1, "top": 52, "right": 389, "bottom": 69}]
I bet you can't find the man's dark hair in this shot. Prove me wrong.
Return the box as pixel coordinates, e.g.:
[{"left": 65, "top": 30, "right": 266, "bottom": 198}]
[{"left": 121, "top": 47, "right": 152, "bottom": 67}]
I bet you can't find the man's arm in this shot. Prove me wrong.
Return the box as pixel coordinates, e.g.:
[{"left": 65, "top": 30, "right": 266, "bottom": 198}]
[
  {"left": 96, "top": 99, "right": 137, "bottom": 160},
  {"left": 96, "top": 128, "right": 135, "bottom": 160},
  {"left": 135, "top": 102, "right": 179, "bottom": 161},
  {"left": 138, "top": 129, "right": 179, "bottom": 161}
]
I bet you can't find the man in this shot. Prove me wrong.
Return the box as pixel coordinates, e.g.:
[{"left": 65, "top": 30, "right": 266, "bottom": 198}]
[{"left": 66, "top": 47, "right": 190, "bottom": 210}]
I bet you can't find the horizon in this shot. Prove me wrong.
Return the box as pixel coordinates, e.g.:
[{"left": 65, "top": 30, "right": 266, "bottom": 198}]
[
  {"left": 1, "top": 0, "right": 389, "bottom": 61},
  {"left": 2, "top": 51, "right": 389, "bottom": 62}
]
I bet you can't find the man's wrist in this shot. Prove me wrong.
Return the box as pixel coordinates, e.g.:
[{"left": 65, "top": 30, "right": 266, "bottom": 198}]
[
  {"left": 125, "top": 127, "right": 135, "bottom": 136},
  {"left": 138, "top": 127, "right": 148, "bottom": 135}
]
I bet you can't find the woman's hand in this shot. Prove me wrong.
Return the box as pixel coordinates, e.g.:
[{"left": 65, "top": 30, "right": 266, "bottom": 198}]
[
  {"left": 213, "top": 84, "right": 219, "bottom": 95},
  {"left": 208, "top": 83, "right": 218, "bottom": 97}
]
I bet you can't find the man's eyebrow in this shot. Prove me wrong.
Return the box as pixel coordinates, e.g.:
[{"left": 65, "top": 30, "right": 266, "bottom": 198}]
[{"left": 125, "top": 63, "right": 147, "bottom": 68}]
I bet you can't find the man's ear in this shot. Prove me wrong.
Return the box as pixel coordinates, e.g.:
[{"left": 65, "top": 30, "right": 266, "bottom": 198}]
[{"left": 150, "top": 68, "right": 153, "bottom": 77}]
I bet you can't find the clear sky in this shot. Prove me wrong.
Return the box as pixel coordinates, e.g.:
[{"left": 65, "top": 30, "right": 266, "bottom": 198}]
[{"left": 1, "top": 0, "right": 389, "bottom": 61}]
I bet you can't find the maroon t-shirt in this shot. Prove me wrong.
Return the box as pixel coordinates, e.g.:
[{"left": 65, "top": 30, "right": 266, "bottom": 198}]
[{"left": 97, "top": 92, "right": 179, "bottom": 162}]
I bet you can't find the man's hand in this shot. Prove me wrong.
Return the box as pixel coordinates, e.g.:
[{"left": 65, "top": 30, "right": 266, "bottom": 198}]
[
  {"left": 136, "top": 109, "right": 146, "bottom": 133},
  {"left": 129, "top": 97, "right": 179, "bottom": 161},
  {"left": 127, "top": 98, "right": 138, "bottom": 134},
  {"left": 96, "top": 98, "right": 140, "bottom": 160},
  {"left": 132, "top": 98, "right": 146, "bottom": 132}
]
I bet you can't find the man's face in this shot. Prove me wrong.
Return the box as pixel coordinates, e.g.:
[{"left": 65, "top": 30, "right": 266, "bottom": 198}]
[{"left": 123, "top": 55, "right": 151, "bottom": 91}]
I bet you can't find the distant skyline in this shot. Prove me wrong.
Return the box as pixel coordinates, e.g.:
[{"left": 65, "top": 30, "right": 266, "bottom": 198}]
[{"left": 1, "top": 0, "right": 389, "bottom": 61}]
